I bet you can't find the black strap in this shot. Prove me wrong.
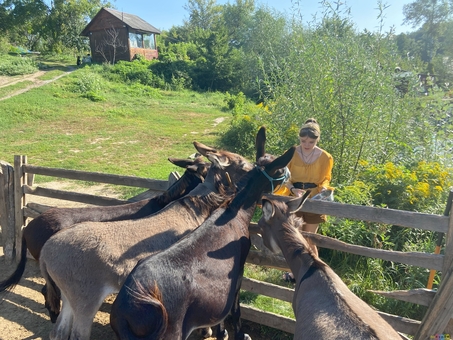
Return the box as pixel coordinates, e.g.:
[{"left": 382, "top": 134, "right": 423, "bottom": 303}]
[{"left": 293, "top": 182, "right": 317, "bottom": 189}]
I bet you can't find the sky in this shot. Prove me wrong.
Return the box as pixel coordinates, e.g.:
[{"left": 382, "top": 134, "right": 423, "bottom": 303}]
[{"left": 109, "top": 0, "right": 414, "bottom": 34}]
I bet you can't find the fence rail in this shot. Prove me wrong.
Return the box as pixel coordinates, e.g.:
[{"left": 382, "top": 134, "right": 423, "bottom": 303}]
[{"left": 1, "top": 155, "right": 452, "bottom": 339}]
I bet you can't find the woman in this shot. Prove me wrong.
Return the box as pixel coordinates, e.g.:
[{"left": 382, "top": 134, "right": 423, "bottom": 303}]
[{"left": 279, "top": 118, "right": 334, "bottom": 282}]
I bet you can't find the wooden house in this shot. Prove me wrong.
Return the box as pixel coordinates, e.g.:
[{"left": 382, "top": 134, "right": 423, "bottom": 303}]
[{"left": 80, "top": 7, "right": 161, "bottom": 63}]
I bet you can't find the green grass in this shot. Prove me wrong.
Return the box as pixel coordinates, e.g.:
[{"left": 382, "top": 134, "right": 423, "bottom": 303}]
[
  {"left": 0, "top": 80, "right": 33, "bottom": 98},
  {"left": 38, "top": 69, "right": 66, "bottom": 80},
  {"left": 0, "top": 66, "right": 231, "bottom": 184}
]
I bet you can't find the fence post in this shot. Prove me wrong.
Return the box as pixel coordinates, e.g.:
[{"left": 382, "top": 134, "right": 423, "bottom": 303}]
[
  {"left": 13, "top": 155, "right": 27, "bottom": 261},
  {"left": 414, "top": 191, "right": 453, "bottom": 339},
  {"left": 0, "top": 161, "right": 15, "bottom": 263}
]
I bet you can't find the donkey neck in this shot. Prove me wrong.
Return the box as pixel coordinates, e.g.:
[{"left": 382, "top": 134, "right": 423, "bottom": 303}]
[{"left": 276, "top": 223, "right": 317, "bottom": 287}]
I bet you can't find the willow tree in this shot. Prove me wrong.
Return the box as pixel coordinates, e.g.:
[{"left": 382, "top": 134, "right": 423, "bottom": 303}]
[{"left": 257, "top": 7, "right": 424, "bottom": 184}]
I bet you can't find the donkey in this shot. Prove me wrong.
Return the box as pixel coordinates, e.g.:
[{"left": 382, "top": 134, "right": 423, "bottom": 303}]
[
  {"left": 109, "top": 143, "right": 295, "bottom": 340},
  {"left": 38, "top": 133, "right": 266, "bottom": 340},
  {"left": 0, "top": 156, "right": 209, "bottom": 322},
  {"left": 257, "top": 194, "right": 403, "bottom": 340}
]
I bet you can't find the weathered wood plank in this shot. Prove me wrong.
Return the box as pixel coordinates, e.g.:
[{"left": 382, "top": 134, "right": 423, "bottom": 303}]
[
  {"left": 301, "top": 200, "right": 449, "bottom": 233},
  {"left": 23, "top": 185, "right": 128, "bottom": 206},
  {"left": 369, "top": 288, "right": 435, "bottom": 307},
  {"left": 303, "top": 232, "right": 444, "bottom": 271},
  {"left": 13, "top": 156, "right": 26, "bottom": 261},
  {"left": 0, "top": 161, "right": 15, "bottom": 263},
  {"left": 250, "top": 227, "right": 443, "bottom": 271},
  {"left": 377, "top": 311, "right": 420, "bottom": 337},
  {"left": 246, "top": 250, "right": 288, "bottom": 271},
  {"left": 242, "top": 277, "right": 294, "bottom": 303},
  {"left": 415, "top": 266, "right": 453, "bottom": 339},
  {"left": 442, "top": 203, "right": 453, "bottom": 274},
  {"left": 240, "top": 304, "right": 295, "bottom": 335},
  {"left": 23, "top": 164, "right": 168, "bottom": 191}
]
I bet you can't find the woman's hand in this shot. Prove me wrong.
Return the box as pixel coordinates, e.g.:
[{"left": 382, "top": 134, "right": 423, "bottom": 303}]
[{"left": 290, "top": 188, "right": 306, "bottom": 197}]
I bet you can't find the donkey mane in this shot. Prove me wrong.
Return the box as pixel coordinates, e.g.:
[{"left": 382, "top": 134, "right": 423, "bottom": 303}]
[{"left": 275, "top": 203, "right": 327, "bottom": 271}]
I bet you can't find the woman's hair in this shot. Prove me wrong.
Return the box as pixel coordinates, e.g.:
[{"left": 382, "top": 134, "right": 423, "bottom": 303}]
[{"left": 299, "top": 118, "right": 320, "bottom": 139}]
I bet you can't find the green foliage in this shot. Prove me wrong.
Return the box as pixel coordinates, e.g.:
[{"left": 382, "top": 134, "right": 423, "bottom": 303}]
[
  {"left": 0, "top": 36, "right": 11, "bottom": 54},
  {"left": 108, "top": 59, "right": 166, "bottom": 88},
  {"left": 0, "top": 55, "right": 38, "bottom": 76},
  {"left": 219, "top": 99, "right": 270, "bottom": 158},
  {"left": 223, "top": 91, "right": 246, "bottom": 113},
  {"left": 357, "top": 160, "right": 452, "bottom": 213},
  {"left": 255, "top": 16, "right": 418, "bottom": 183},
  {"left": 151, "top": 42, "right": 197, "bottom": 90},
  {"left": 67, "top": 67, "right": 105, "bottom": 101}
]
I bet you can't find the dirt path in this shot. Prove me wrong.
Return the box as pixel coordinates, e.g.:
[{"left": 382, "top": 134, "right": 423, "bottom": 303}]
[
  {"left": 0, "top": 244, "right": 267, "bottom": 340},
  {"left": 0, "top": 67, "right": 75, "bottom": 101}
]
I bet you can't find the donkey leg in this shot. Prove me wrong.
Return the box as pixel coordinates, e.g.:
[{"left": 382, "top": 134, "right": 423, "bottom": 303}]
[
  {"left": 229, "top": 291, "right": 250, "bottom": 340},
  {"left": 49, "top": 293, "right": 73, "bottom": 340},
  {"left": 42, "top": 283, "right": 61, "bottom": 323},
  {"left": 214, "top": 322, "right": 228, "bottom": 340},
  {"left": 69, "top": 293, "right": 106, "bottom": 340}
]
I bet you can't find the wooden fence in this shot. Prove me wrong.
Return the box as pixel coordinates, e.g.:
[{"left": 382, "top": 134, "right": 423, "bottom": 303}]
[{"left": 1, "top": 155, "right": 453, "bottom": 339}]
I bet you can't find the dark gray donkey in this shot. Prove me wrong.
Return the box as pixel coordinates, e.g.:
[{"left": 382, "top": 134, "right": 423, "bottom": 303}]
[
  {"left": 110, "top": 129, "right": 295, "bottom": 340},
  {"left": 258, "top": 193, "right": 402, "bottom": 340},
  {"left": 39, "top": 135, "right": 264, "bottom": 340}
]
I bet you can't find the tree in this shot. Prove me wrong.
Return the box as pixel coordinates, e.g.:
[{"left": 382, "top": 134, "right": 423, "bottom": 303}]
[
  {"left": 94, "top": 26, "right": 126, "bottom": 64},
  {"left": 237, "top": 4, "right": 426, "bottom": 183},
  {"left": 0, "top": 0, "right": 47, "bottom": 50},
  {"left": 403, "top": 0, "right": 453, "bottom": 62},
  {"left": 183, "top": 0, "right": 222, "bottom": 32}
]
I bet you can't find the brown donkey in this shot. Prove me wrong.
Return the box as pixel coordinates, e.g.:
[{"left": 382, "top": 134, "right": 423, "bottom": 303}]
[
  {"left": 38, "top": 133, "right": 266, "bottom": 340},
  {"left": 258, "top": 194, "right": 403, "bottom": 340}
]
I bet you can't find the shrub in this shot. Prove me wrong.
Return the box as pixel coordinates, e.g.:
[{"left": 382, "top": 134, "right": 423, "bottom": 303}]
[
  {"left": 109, "top": 60, "right": 166, "bottom": 88},
  {"left": 0, "top": 55, "right": 38, "bottom": 76},
  {"left": 68, "top": 68, "right": 105, "bottom": 101}
]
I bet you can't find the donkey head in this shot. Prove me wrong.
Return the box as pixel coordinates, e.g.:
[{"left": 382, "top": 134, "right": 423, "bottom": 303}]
[
  {"left": 192, "top": 141, "right": 254, "bottom": 193},
  {"left": 168, "top": 156, "right": 210, "bottom": 182},
  {"left": 259, "top": 192, "right": 310, "bottom": 253}
]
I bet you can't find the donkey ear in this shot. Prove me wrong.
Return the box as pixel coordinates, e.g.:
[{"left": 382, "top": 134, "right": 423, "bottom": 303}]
[
  {"left": 168, "top": 157, "right": 195, "bottom": 168},
  {"left": 206, "top": 153, "right": 230, "bottom": 168},
  {"left": 261, "top": 198, "right": 275, "bottom": 221},
  {"left": 255, "top": 126, "right": 266, "bottom": 162},
  {"left": 287, "top": 190, "right": 311, "bottom": 213},
  {"left": 193, "top": 141, "right": 217, "bottom": 156}
]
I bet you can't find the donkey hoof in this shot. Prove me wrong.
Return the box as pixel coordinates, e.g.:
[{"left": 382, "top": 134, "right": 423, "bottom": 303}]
[
  {"left": 216, "top": 329, "right": 228, "bottom": 340},
  {"left": 198, "top": 327, "right": 213, "bottom": 338}
]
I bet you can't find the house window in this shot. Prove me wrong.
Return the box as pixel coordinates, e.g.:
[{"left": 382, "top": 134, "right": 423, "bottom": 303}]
[
  {"left": 129, "top": 33, "right": 142, "bottom": 48},
  {"left": 129, "top": 32, "right": 155, "bottom": 49},
  {"left": 143, "top": 34, "right": 155, "bottom": 50}
]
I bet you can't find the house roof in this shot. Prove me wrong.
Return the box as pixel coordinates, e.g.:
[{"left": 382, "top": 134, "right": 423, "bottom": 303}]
[{"left": 81, "top": 7, "right": 161, "bottom": 36}]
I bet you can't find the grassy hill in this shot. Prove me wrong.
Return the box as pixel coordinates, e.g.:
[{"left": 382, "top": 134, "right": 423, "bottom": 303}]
[{"left": 0, "top": 64, "right": 231, "bottom": 183}]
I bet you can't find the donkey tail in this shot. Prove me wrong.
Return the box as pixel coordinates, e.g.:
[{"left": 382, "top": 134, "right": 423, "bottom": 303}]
[
  {"left": 122, "top": 279, "right": 168, "bottom": 339},
  {"left": 39, "top": 260, "right": 61, "bottom": 316},
  {"left": 0, "top": 235, "right": 28, "bottom": 293}
]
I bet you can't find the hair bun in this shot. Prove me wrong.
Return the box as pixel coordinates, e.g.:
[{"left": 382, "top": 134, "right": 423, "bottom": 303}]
[{"left": 304, "top": 118, "right": 318, "bottom": 124}]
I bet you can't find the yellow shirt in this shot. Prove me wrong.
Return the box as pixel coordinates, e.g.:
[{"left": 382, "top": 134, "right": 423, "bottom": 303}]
[{"left": 275, "top": 146, "right": 333, "bottom": 197}]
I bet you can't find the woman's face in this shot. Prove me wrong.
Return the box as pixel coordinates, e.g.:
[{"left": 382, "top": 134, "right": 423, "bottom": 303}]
[{"left": 300, "top": 136, "right": 318, "bottom": 152}]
